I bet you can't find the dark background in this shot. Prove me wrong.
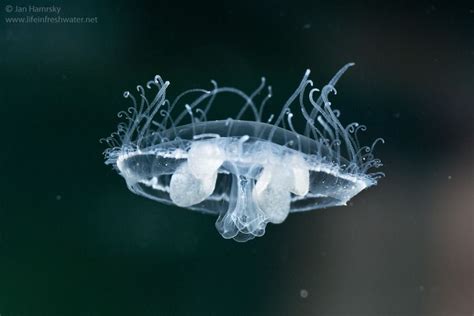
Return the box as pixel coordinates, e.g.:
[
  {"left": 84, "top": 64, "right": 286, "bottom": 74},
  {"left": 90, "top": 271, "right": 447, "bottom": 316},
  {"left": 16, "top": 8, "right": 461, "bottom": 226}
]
[{"left": 1, "top": 1, "right": 473, "bottom": 315}]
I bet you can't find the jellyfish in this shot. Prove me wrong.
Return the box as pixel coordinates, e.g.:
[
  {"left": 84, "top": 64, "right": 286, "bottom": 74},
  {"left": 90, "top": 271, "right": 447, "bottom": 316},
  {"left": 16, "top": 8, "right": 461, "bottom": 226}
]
[{"left": 101, "top": 63, "right": 384, "bottom": 242}]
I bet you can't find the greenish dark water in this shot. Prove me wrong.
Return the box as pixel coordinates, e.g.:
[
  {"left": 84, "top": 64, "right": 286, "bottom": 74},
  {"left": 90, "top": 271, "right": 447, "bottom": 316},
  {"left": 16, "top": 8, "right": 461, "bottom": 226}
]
[{"left": 1, "top": 1, "right": 473, "bottom": 315}]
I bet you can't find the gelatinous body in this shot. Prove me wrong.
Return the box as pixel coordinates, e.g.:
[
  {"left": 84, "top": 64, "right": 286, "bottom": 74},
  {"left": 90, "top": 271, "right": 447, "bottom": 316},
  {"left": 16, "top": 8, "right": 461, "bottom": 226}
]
[{"left": 102, "top": 63, "right": 383, "bottom": 242}]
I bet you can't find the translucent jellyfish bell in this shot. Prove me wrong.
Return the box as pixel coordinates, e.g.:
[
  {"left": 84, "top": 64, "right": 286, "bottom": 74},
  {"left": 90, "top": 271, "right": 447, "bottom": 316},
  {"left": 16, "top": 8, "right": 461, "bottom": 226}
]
[{"left": 102, "top": 63, "right": 384, "bottom": 242}]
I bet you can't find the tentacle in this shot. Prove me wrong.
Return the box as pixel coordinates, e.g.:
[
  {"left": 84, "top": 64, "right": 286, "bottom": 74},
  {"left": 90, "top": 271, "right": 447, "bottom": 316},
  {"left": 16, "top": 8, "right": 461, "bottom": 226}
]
[
  {"left": 269, "top": 69, "right": 311, "bottom": 140},
  {"left": 235, "top": 77, "right": 266, "bottom": 121}
]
